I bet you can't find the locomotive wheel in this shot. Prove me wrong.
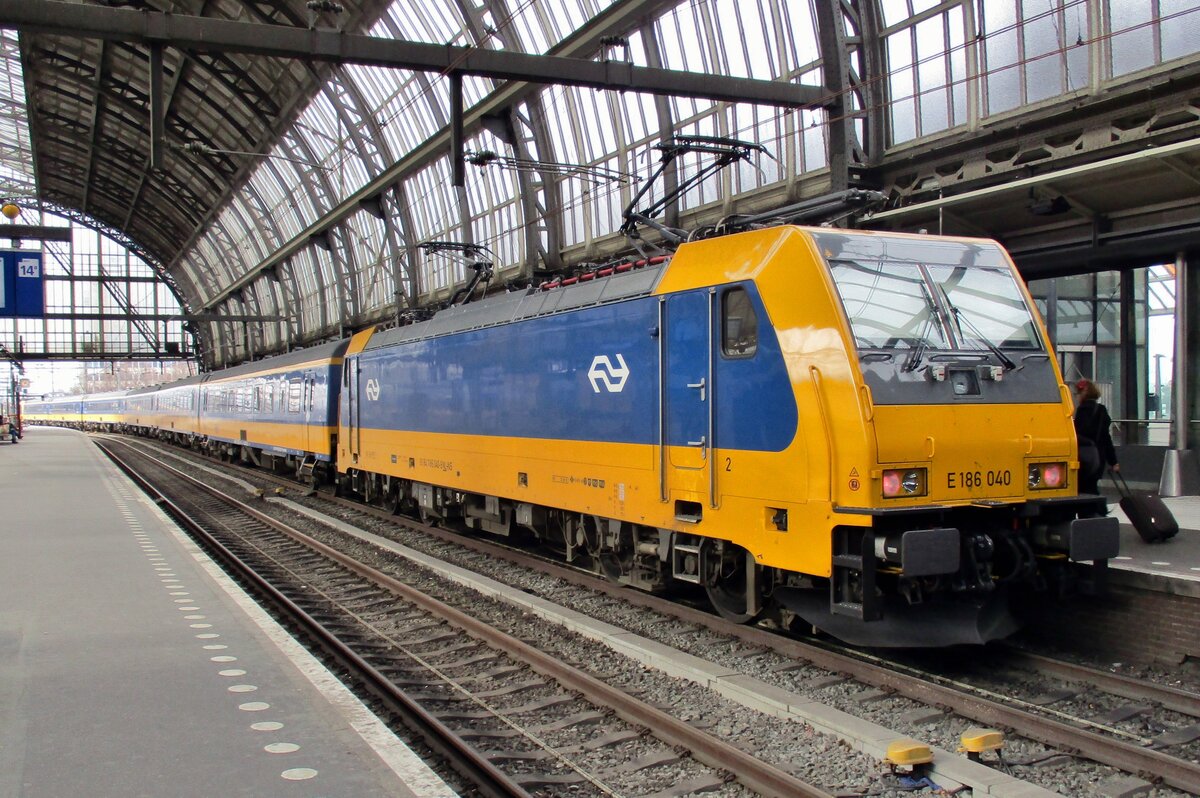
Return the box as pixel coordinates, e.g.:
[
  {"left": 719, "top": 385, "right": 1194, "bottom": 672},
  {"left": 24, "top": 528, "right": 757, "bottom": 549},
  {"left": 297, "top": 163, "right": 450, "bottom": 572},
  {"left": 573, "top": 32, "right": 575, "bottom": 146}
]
[
  {"left": 703, "top": 542, "right": 762, "bottom": 624},
  {"left": 579, "top": 516, "right": 613, "bottom": 582},
  {"left": 381, "top": 477, "right": 404, "bottom": 515},
  {"left": 597, "top": 552, "right": 624, "bottom": 583}
]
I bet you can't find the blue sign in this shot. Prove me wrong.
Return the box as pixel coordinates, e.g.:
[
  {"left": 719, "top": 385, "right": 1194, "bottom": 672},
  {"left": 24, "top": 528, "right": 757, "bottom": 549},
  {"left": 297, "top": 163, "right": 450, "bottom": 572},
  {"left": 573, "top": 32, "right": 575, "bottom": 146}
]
[{"left": 0, "top": 250, "right": 44, "bottom": 317}]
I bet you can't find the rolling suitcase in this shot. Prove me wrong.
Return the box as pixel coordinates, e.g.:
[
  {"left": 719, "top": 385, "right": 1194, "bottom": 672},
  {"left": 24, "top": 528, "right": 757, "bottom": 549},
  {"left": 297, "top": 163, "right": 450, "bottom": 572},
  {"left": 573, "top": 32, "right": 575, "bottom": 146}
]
[{"left": 1111, "top": 470, "right": 1178, "bottom": 543}]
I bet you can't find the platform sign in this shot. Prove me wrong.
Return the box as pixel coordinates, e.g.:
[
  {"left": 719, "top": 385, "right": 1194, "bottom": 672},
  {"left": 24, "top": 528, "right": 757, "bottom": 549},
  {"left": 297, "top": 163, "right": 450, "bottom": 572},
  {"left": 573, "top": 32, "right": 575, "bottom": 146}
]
[{"left": 0, "top": 250, "right": 44, "bottom": 317}]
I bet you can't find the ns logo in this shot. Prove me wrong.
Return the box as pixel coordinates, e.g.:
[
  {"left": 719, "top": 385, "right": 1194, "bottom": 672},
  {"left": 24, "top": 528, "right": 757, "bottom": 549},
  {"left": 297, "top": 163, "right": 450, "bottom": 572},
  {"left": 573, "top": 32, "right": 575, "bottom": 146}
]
[
  {"left": 365, "top": 378, "right": 381, "bottom": 401},
  {"left": 588, "top": 354, "right": 629, "bottom": 393}
]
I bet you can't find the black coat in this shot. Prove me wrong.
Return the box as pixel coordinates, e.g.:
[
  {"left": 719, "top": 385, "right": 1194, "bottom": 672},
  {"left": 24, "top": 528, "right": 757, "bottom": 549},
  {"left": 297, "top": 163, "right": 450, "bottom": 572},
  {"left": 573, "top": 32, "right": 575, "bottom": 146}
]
[{"left": 1074, "top": 399, "right": 1117, "bottom": 467}]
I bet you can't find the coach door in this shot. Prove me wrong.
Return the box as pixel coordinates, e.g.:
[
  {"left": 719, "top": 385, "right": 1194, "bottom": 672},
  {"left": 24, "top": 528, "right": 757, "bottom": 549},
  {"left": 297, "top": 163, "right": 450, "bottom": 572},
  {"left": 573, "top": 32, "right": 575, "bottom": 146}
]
[
  {"left": 301, "top": 371, "right": 315, "bottom": 454},
  {"left": 661, "top": 290, "right": 713, "bottom": 512}
]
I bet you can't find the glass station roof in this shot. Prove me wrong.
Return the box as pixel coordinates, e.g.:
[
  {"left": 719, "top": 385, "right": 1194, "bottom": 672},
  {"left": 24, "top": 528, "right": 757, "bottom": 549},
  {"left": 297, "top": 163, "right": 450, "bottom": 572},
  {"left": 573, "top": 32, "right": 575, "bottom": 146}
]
[
  {"left": 3, "top": 0, "right": 1199, "bottom": 367},
  {"left": 0, "top": 29, "right": 35, "bottom": 202}
]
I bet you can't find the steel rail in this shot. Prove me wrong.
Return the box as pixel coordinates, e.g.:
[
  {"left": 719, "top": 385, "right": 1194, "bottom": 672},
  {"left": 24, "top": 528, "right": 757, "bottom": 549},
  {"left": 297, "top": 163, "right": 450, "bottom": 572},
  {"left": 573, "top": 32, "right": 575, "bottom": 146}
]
[
  {"left": 603, "top": 590, "right": 1200, "bottom": 793},
  {"left": 1001, "top": 648, "right": 1200, "bottom": 718},
  {"left": 511, "top": 549, "right": 1200, "bottom": 793},
  {"left": 95, "top": 440, "right": 532, "bottom": 798},
  {"left": 100, "top": 438, "right": 833, "bottom": 798},
  {"left": 277, "top": 517, "right": 833, "bottom": 798}
]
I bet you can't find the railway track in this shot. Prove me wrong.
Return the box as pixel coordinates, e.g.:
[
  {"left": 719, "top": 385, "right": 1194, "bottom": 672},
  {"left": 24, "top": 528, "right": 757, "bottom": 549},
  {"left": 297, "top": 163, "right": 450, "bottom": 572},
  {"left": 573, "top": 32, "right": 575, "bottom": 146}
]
[
  {"left": 1000, "top": 648, "right": 1200, "bottom": 719},
  {"left": 878, "top": 643, "right": 1200, "bottom": 749},
  {"left": 103, "top": 434, "right": 1200, "bottom": 795},
  {"left": 291, "top": 471, "right": 1200, "bottom": 793},
  {"left": 96, "top": 437, "right": 834, "bottom": 798}
]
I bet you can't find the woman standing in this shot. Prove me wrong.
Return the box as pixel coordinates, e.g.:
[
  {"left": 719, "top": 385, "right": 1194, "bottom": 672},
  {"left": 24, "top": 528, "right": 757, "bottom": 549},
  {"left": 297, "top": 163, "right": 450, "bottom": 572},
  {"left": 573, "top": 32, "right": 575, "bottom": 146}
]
[{"left": 1073, "top": 378, "right": 1118, "bottom": 495}]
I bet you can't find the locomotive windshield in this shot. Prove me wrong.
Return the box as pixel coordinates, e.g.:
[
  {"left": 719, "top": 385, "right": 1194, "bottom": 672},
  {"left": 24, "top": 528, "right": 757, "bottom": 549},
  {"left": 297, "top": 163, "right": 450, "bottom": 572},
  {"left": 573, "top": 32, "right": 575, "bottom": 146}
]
[
  {"left": 830, "top": 261, "right": 1042, "bottom": 354},
  {"left": 816, "top": 234, "right": 1043, "bottom": 356}
]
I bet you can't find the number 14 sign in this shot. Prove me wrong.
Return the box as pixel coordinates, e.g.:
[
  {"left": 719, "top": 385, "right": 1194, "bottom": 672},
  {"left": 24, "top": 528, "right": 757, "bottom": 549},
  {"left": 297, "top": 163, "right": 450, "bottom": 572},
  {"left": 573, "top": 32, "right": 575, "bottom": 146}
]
[{"left": 0, "top": 251, "right": 44, "bottom": 317}]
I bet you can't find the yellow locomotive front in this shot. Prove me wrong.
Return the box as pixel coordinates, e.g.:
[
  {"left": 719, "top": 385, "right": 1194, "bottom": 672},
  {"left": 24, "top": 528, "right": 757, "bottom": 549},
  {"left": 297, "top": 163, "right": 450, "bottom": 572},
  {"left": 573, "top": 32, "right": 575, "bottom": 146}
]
[{"left": 768, "top": 229, "right": 1118, "bottom": 646}]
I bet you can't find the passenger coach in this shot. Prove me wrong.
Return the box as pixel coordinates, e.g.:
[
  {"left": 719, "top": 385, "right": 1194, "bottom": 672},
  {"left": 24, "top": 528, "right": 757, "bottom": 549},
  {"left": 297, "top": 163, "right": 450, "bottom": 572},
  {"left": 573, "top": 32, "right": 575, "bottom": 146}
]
[{"left": 197, "top": 340, "right": 348, "bottom": 480}]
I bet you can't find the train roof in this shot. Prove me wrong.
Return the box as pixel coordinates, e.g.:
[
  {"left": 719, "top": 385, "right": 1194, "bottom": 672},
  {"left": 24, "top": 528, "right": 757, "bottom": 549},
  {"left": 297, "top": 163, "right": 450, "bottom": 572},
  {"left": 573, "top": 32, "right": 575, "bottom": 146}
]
[
  {"left": 206, "top": 338, "right": 351, "bottom": 380},
  {"left": 78, "top": 390, "right": 134, "bottom": 401},
  {"left": 805, "top": 228, "right": 1008, "bottom": 267},
  {"left": 367, "top": 261, "right": 666, "bottom": 351},
  {"left": 124, "top": 373, "right": 206, "bottom": 396},
  {"left": 25, "top": 394, "right": 83, "bottom": 405}
]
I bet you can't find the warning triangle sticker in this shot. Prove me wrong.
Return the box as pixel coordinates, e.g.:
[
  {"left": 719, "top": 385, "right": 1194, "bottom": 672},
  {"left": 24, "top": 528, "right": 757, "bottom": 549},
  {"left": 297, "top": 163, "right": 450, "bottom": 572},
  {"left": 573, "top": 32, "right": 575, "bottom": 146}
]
[{"left": 849, "top": 467, "right": 859, "bottom": 477}]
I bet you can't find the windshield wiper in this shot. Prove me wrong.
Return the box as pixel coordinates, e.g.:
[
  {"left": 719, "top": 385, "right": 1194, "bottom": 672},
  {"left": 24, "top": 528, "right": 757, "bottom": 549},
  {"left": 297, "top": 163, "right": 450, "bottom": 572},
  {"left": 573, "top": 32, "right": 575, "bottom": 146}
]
[
  {"left": 936, "top": 285, "right": 1017, "bottom": 371},
  {"left": 903, "top": 282, "right": 941, "bottom": 373},
  {"left": 903, "top": 318, "right": 935, "bottom": 373}
]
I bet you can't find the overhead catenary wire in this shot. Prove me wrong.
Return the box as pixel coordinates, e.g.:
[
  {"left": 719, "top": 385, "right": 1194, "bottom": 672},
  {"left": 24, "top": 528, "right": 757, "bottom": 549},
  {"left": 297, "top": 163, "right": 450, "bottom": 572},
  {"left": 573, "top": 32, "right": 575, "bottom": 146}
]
[
  {"left": 217, "top": 0, "right": 1198, "bottom": 319},
  {"left": 396, "top": 0, "right": 1196, "bottom": 243}
]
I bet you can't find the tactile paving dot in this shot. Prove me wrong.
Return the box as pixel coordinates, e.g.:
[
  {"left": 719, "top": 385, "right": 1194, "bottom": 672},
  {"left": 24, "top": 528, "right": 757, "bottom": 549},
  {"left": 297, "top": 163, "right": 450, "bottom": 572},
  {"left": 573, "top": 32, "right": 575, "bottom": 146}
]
[{"left": 265, "top": 743, "right": 300, "bottom": 754}]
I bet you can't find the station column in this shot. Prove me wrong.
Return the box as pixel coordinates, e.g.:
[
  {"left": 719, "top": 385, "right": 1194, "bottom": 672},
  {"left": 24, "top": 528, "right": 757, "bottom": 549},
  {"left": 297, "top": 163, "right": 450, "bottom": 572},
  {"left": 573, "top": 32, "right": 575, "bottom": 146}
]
[{"left": 1162, "top": 251, "right": 1200, "bottom": 495}]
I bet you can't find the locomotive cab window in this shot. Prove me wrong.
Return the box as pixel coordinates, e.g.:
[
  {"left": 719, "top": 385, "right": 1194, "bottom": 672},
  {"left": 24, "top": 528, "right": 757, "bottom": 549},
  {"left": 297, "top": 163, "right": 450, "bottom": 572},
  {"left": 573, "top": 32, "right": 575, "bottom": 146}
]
[
  {"left": 828, "top": 260, "right": 1043, "bottom": 354},
  {"left": 722, "top": 288, "right": 758, "bottom": 357}
]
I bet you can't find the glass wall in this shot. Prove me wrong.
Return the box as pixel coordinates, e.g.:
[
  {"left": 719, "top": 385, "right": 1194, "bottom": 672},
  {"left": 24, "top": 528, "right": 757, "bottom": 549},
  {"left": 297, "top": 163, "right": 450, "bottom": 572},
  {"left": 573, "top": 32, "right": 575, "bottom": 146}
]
[
  {"left": 1028, "top": 265, "right": 1173, "bottom": 445},
  {"left": 885, "top": 0, "right": 1200, "bottom": 147},
  {"left": 0, "top": 211, "right": 189, "bottom": 361}
]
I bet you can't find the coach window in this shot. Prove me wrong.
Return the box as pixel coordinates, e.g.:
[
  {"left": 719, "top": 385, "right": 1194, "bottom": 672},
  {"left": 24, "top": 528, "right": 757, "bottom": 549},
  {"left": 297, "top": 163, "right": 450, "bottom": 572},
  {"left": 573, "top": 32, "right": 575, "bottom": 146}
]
[
  {"left": 722, "top": 288, "right": 758, "bottom": 357},
  {"left": 288, "top": 378, "right": 303, "bottom": 413}
]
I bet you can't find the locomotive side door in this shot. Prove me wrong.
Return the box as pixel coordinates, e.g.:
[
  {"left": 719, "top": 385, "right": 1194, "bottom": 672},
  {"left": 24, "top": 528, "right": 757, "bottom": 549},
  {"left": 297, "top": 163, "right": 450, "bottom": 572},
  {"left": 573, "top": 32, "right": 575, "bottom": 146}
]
[
  {"left": 346, "top": 357, "right": 360, "bottom": 463},
  {"left": 662, "top": 290, "right": 712, "bottom": 507}
]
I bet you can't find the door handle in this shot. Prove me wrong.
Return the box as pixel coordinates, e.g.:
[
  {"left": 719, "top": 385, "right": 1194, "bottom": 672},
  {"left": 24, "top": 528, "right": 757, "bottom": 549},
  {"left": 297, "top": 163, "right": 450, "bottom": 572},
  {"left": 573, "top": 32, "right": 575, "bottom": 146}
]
[
  {"left": 686, "top": 377, "right": 706, "bottom": 401},
  {"left": 688, "top": 435, "right": 706, "bottom": 449}
]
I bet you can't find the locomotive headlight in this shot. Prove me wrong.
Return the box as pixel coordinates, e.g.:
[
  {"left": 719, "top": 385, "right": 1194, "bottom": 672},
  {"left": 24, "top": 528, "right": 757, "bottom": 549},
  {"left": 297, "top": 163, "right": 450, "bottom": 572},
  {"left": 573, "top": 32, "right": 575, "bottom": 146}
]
[
  {"left": 1028, "top": 462, "right": 1067, "bottom": 490},
  {"left": 882, "top": 468, "right": 927, "bottom": 498}
]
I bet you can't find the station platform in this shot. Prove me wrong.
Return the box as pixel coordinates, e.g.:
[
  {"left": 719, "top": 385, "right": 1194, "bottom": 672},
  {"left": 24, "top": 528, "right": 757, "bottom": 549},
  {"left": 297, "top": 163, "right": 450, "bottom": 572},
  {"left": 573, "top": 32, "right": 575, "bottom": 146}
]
[
  {"left": 1104, "top": 489, "right": 1200, "bottom": 590},
  {"left": 0, "top": 427, "right": 457, "bottom": 798}
]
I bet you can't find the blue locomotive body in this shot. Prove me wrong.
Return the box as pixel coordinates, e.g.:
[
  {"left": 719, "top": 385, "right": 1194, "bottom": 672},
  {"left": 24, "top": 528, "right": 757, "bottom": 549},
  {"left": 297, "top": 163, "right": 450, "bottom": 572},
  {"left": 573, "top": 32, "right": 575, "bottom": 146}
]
[{"left": 345, "top": 279, "right": 795, "bottom": 452}]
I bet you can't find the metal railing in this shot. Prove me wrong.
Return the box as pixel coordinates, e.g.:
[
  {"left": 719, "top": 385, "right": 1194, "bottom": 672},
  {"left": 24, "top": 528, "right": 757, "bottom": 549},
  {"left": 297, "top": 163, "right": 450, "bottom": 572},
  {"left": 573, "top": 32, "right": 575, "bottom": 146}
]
[{"left": 1112, "top": 418, "right": 1199, "bottom": 447}]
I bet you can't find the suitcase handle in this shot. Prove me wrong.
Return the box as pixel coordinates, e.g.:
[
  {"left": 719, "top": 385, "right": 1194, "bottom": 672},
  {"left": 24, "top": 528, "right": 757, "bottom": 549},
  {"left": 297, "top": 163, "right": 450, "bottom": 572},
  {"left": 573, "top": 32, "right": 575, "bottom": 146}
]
[{"left": 1109, "top": 467, "right": 1133, "bottom": 499}]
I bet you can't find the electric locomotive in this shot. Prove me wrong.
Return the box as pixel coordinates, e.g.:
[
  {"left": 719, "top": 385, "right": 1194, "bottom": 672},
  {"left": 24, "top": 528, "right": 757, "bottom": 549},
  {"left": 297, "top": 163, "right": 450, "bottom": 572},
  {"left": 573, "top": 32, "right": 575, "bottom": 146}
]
[{"left": 336, "top": 225, "right": 1117, "bottom": 647}]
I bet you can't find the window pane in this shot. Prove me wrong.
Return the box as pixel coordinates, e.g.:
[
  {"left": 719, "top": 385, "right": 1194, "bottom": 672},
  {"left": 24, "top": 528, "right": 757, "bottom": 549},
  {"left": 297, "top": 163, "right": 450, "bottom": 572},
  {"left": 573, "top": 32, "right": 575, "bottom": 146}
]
[
  {"left": 722, "top": 288, "right": 758, "bottom": 357},
  {"left": 1109, "top": 0, "right": 1156, "bottom": 77},
  {"left": 1161, "top": 0, "right": 1200, "bottom": 62}
]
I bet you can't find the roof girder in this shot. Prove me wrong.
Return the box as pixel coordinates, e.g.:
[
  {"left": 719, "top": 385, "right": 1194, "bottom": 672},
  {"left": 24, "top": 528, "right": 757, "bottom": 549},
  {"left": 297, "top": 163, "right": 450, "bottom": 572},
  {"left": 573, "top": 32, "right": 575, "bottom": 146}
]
[
  {"left": 198, "top": 0, "right": 726, "bottom": 310},
  {"left": 1, "top": 0, "right": 825, "bottom": 108}
]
